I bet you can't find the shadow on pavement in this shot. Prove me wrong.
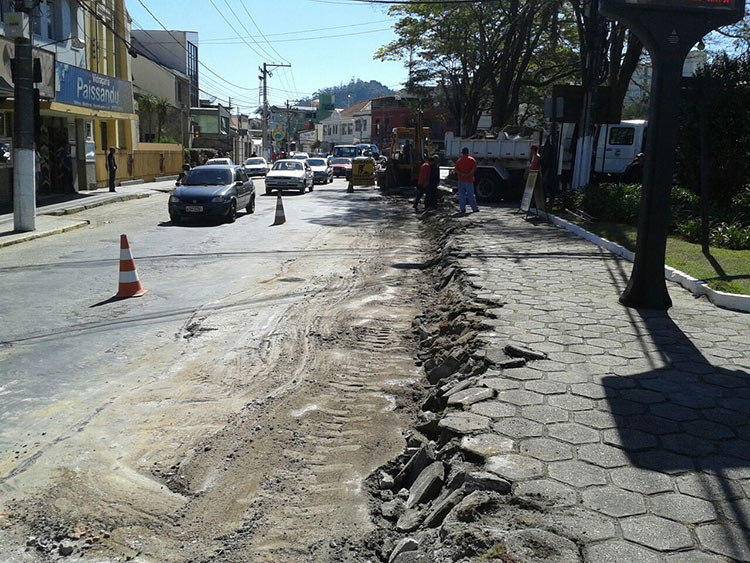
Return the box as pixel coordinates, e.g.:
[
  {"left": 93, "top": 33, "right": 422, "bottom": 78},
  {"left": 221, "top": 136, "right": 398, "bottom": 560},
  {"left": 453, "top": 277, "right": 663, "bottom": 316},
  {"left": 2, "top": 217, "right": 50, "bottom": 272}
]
[{"left": 601, "top": 257, "right": 750, "bottom": 559}]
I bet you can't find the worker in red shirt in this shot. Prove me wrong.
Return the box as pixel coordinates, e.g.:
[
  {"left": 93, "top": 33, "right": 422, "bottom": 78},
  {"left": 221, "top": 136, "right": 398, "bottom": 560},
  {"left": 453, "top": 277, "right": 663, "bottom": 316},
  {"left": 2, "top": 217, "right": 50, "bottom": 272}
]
[
  {"left": 454, "top": 147, "right": 479, "bottom": 214},
  {"left": 414, "top": 154, "right": 431, "bottom": 210}
]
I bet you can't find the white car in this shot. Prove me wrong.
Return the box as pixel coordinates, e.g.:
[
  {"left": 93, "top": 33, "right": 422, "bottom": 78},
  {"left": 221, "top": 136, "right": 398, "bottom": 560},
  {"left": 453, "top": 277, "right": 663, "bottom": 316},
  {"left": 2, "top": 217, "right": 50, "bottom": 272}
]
[
  {"left": 291, "top": 152, "right": 309, "bottom": 161},
  {"left": 307, "top": 158, "right": 333, "bottom": 184},
  {"left": 243, "top": 157, "right": 269, "bottom": 176},
  {"left": 265, "top": 159, "right": 313, "bottom": 194},
  {"left": 206, "top": 157, "right": 233, "bottom": 166}
]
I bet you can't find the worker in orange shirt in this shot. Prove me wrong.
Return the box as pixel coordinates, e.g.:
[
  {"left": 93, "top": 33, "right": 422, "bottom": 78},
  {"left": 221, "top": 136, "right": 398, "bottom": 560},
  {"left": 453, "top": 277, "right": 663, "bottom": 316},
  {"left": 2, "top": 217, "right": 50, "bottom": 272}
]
[
  {"left": 454, "top": 147, "right": 479, "bottom": 214},
  {"left": 414, "top": 154, "right": 431, "bottom": 210}
]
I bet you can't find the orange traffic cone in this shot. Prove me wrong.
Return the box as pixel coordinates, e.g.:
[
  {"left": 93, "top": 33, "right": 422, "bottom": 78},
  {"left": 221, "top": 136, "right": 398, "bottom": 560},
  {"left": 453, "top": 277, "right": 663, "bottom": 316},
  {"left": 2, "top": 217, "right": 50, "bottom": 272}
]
[
  {"left": 115, "top": 234, "right": 148, "bottom": 298},
  {"left": 273, "top": 194, "right": 286, "bottom": 225}
]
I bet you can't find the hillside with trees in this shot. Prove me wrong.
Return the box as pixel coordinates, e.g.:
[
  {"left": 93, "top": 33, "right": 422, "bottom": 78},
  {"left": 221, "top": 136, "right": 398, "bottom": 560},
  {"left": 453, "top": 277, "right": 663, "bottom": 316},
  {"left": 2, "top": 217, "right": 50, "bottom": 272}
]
[{"left": 299, "top": 79, "right": 395, "bottom": 108}]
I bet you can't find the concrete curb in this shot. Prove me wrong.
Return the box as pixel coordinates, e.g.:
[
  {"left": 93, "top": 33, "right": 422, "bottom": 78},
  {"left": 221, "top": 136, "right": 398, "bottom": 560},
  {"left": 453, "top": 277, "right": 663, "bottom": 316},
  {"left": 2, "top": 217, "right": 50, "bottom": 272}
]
[
  {"left": 154, "top": 175, "right": 178, "bottom": 182},
  {"left": 532, "top": 208, "right": 750, "bottom": 313},
  {"left": 0, "top": 219, "right": 89, "bottom": 248},
  {"left": 44, "top": 192, "right": 150, "bottom": 216},
  {"left": 119, "top": 179, "right": 145, "bottom": 186}
]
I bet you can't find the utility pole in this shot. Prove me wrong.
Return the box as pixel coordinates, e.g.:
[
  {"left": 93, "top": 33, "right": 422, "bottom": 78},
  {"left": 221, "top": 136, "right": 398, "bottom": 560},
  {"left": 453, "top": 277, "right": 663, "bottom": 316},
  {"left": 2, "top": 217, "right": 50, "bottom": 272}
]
[
  {"left": 258, "top": 62, "right": 291, "bottom": 160},
  {"left": 286, "top": 100, "right": 291, "bottom": 154},
  {"left": 10, "top": 2, "right": 36, "bottom": 232}
]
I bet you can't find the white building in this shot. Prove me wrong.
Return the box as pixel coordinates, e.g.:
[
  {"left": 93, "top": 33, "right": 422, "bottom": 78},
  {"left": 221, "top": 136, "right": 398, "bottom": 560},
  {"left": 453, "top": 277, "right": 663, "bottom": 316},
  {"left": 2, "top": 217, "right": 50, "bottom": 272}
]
[{"left": 320, "top": 100, "right": 370, "bottom": 150}]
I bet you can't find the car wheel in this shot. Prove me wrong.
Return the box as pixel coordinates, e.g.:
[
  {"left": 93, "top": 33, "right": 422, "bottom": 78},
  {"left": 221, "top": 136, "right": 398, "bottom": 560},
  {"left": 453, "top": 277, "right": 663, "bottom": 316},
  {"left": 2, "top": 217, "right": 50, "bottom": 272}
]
[
  {"left": 310, "top": 181, "right": 314, "bottom": 192},
  {"left": 170, "top": 213, "right": 180, "bottom": 224},
  {"left": 329, "top": 175, "right": 333, "bottom": 183},
  {"left": 299, "top": 185, "right": 305, "bottom": 194},
  {"left": 265, "top": 187, "right": 272, "bottom": 195},
  {"left": 246, "top": 194, "right": 255, "bottom": 214},
  {"left": 226, "top": 200, "right": 237, "bottom": 223}
]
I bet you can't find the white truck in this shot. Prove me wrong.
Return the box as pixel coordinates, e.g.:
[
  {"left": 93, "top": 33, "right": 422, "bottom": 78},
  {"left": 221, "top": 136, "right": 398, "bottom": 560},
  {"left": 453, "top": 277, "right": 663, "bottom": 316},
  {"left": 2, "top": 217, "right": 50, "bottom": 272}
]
[
  {"left": 444, "top": 128, "right": 544, "bottom": 201},
  {"left": 445, "top": 119, "right": 648, "bottom": 201},
  {"left": 559, "top": 119, "right": 647, "bottom": 182}
]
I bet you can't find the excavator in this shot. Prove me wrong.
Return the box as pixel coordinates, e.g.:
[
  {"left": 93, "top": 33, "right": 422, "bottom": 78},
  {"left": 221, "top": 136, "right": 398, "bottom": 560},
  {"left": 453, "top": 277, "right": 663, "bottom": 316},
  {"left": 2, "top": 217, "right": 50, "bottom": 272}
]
[{"left": 379, "top": 111, "right": 432, "bottom": 190}]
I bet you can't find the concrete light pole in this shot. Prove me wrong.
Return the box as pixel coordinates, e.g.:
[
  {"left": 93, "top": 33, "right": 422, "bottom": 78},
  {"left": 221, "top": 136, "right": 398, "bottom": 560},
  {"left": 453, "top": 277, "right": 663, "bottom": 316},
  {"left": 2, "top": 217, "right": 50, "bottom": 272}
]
[{"left": 10, "top": 3, "right": 36, "bottom": 232}]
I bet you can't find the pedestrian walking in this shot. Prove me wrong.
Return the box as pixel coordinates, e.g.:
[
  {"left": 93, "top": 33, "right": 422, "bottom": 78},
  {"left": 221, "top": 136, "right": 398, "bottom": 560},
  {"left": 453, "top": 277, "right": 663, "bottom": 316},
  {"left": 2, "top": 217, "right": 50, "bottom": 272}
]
[
  {"left": 425, "top": 154, "right": 440, "bottom": 209},
  {"left": 414, "top": 155, "right": 430, "bottom": 210},
  {"left": 106, "top": 147, "right": 117, "bottom": 192},
  {"left": 454, "top": 147, "right": 479, "bottom": 214}
]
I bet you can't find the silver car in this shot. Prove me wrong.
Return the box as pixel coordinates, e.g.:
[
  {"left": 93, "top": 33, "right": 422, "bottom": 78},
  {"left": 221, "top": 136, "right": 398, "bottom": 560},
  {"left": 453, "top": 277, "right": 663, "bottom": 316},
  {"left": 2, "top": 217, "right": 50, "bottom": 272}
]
[
  {"left": 265, "top": 159, "right": 314, "bottom": 194},
  {"left": 243, "top": 157, "right": 270, "bottom": 177},
  {"left": 307, "top": 158, "right": 333, "bottom": 184}
]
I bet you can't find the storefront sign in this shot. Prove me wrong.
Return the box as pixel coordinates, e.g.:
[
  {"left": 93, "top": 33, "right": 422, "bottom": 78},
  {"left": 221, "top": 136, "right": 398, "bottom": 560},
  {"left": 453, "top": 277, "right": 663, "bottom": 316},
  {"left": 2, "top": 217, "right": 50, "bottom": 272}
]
[{"left": 55, "top": 62, "right": 133, "bottom": 113}]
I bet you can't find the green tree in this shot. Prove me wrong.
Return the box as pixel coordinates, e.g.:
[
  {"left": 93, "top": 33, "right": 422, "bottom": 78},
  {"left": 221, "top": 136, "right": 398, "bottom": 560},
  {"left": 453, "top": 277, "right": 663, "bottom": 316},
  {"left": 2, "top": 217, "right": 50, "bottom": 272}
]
[
  {"left": 155, "top": 97, "right": 171, "bottom": 142},
  {"left": 377, "top": 0, "right": 579, "bottom": 135},
  {"left": 676, "top": 52, "right": 750, "bottom": 205},
  {"left": 138, "top": 93, "right": 156, "bottom": 141}
]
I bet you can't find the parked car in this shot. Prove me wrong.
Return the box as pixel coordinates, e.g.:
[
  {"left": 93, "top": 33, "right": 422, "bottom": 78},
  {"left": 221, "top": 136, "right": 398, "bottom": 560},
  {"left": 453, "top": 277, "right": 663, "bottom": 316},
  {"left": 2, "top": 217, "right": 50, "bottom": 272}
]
[
  {"left": 331, "top": 157, "right": 352, "bottom": 178},
  {"left": 307, "top": 158, "right": 333, "bottom": 184},
  {"left": 206, "top": 157, "right": 233, "bottom": 166},
  {"left": 169, "top": 165, "right": 255, "bottom": 223},
  {"left": 291, "top": 152, "right": 309, "bottom": 161},
  {"left": 243, "top": 157, "right": 269, "bottom": 176},
  {"left": 265, "top": 159, "right": 313, "bottom": 194}
]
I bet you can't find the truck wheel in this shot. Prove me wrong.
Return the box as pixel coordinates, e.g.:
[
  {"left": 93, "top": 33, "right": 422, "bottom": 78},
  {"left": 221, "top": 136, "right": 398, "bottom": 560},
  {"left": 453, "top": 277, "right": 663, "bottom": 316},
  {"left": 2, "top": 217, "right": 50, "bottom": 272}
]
[{"left": 475, "top": 174, "right": 500, "bottom": 202}]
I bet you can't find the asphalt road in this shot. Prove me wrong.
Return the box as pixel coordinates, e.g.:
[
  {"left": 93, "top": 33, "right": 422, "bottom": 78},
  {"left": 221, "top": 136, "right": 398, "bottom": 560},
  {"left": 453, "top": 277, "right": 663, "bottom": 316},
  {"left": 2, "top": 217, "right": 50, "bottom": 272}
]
[
  {"left": 0, "top": 174, "right": 430, "bottom": 561},
  {"left": 0, "top": 176, "right": 385, "bottom": 474}
]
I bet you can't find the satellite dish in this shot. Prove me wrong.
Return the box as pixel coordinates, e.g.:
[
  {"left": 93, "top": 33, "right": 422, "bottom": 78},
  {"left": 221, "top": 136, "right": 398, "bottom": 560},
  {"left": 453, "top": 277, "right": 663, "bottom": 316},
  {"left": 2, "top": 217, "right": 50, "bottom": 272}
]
[{"left": 208, "top": 96, "right": 217, "bottom": 104}]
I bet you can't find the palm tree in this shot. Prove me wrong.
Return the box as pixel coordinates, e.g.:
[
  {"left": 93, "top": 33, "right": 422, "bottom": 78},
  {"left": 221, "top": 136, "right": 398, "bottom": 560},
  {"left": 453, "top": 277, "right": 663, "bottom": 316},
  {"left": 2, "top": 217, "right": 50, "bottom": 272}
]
[
  {"left": 138, "top": 93, "right": 156, "bottom": 141},
  {"left": 155, "top": 97, "right": 171, "bottom": 142}
]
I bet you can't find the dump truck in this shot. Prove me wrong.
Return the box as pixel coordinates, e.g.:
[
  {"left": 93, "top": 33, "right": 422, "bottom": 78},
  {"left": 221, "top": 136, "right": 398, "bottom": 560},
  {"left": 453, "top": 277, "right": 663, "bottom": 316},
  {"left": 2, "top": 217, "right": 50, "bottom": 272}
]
[{"left": 444, "top": 127, "right": 544, "bottom": 202}]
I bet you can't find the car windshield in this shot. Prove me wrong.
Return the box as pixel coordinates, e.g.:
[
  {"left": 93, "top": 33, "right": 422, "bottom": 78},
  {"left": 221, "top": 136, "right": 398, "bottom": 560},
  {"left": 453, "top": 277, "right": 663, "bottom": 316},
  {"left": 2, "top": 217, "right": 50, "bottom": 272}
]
[
  {"left": 272, "top": 161, "right": 303, "bottom": 171},
  {"left": 331, "top": 158, "right": 351, "bottom": 165},
  {"left": 182, "top": 168, "right": 232, "bottom": 186},
  {"left": 333, "top": 146, "right": 357, "bottom": 158},
  {"left": 308, "top": 159, "right": 326, "bottom": 166},
  {"left": 245, "top": 158, "right": 264, "bottom": 165}
]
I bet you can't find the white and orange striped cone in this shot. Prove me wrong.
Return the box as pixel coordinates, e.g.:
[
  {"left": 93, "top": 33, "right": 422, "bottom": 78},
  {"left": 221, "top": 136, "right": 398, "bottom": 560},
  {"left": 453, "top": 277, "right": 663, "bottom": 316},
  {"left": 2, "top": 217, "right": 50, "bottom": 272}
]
[
  {"left": 115, "top": 234, "right": 148, "bottom": 298},
  {"left": 273, "top": 194, "right": 286, "bottom": 225}
]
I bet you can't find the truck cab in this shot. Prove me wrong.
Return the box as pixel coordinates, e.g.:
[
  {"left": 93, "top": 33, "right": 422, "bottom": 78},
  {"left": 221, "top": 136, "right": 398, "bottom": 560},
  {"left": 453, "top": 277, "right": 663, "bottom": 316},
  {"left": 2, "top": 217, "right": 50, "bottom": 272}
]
[{"left": 593, "top": 120, "right": 647, "bottom": 176}]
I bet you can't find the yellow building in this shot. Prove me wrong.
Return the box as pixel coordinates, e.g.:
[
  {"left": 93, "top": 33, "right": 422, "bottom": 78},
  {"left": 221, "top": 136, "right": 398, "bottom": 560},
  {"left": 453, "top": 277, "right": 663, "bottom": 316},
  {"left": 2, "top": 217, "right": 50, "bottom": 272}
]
[{"left": 0, "top": 0, "right": 182, "bottom": 204}]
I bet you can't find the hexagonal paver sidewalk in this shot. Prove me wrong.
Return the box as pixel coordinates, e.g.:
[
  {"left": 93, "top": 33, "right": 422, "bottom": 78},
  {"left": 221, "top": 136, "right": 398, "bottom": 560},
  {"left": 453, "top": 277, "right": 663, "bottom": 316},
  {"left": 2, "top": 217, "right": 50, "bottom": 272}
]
[{"left": 445, "top": 207, "right": 750, "bottom": 562}]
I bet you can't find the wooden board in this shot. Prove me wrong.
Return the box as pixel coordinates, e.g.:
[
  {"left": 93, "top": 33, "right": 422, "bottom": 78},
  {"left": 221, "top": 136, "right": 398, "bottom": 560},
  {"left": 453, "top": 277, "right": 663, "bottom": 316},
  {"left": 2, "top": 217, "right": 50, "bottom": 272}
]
[
  {"left": 520, "top": 170, "right": 547, "bottom": 216},
  {"left": 520, "top": 170, "right": 538, "bottom": 212}
]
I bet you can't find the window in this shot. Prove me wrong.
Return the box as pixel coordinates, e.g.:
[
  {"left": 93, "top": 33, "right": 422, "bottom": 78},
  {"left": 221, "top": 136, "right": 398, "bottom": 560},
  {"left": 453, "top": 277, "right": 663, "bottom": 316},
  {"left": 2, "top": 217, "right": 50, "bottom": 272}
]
[{"left": 609, "top": 127, "right": 635, "bottom": 146}]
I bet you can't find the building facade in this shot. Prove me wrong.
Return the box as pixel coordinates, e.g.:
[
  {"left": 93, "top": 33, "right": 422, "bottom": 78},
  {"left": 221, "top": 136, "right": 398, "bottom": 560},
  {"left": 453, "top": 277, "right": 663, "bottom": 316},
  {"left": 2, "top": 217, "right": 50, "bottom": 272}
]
[{"left": 0, "top": 0, "right": 186, "bottom": 205}]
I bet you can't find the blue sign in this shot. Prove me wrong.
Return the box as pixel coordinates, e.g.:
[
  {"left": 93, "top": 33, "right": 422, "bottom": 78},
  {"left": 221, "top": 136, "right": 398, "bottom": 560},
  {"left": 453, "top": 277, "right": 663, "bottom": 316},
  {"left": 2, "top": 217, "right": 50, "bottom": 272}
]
[{"left": 54, "top": 62, "right": 133, "bottom": 113}]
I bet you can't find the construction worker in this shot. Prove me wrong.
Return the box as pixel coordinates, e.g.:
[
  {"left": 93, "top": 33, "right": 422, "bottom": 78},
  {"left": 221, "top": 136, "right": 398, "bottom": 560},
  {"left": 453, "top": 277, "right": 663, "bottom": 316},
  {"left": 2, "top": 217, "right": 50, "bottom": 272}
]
[
  {"left": 414, "top": 154, "right": 430, "bottom": 210},
  {"left": 454, "top": 147, "right": 479, "bottom": 214}
]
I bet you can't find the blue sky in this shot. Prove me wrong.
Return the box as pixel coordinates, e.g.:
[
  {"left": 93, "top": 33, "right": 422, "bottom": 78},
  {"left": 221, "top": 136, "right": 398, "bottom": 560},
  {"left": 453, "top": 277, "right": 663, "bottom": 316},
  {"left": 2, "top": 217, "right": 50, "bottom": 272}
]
[{"left": 127, "top": 0, "right": 407, "bottom": 113}]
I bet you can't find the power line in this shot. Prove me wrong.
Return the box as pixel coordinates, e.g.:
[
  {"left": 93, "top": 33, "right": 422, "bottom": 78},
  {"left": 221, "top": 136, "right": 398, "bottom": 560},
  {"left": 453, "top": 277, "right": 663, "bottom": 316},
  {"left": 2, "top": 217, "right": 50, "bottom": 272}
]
[
  {"left": 135, "top": 0, "right": 258, "bottom": 92},
  {"left": 140, "top": 27, "right": 392, "bottom": 46},
  {"left": 133, "top": 20, "right": 393, "bottom": 43}
]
